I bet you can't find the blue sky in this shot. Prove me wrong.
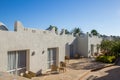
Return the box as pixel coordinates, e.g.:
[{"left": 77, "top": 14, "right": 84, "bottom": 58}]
[{"left": 0, "top": 0, "right": 120, "bottom": 36}]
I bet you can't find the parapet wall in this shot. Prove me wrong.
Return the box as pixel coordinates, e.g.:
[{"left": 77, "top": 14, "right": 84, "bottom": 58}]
[{"left": 14, "top": 21, "right": 74, "bottom": 37}]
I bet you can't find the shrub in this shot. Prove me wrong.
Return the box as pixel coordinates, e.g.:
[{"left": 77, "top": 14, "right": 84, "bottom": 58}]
[{"left": 96, "top": 55, "right": 116, "bottom": 63}]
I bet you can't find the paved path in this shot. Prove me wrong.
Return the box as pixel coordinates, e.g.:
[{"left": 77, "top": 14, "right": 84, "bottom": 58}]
[
  {"left": 32, "top": 58, "right": 108, "bottom": 80},
  {"left": 0, "top": 72, "right": 29, "bottom": 80},
  {"left": 32, "top": 69, "right": 90, "bottom": 80},
  {"left": 83, "top": 65, "right": 120, "bottom": 80},
  {"left": 0, "top": 58, "right": 113, "bottom": 80}
]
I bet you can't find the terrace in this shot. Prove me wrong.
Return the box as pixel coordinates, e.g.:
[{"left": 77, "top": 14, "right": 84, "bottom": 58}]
[{"left": 0, "top": 58, "right": 112, "bottom": 80}]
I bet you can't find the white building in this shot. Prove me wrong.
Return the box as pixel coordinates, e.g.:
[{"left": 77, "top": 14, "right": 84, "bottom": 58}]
[
  {"left": 74, "top": 33, "right": 102, "bottom": 57},
  {"left": 0, "top": 21, "right": 102, "bottom": 75}
]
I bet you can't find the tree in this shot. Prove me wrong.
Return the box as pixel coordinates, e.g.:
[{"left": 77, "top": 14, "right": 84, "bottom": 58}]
[
  {"left": 100, "top": 40, "right": 120, "bottom": 57},
  {"left": 101, "top": 40, "right": 109, "bottom": 54},
  {"left": 71, "top": 27, "right": 82, "bottom": 36},
  {"left": 46, "top": 25, "right": 58, "bottom": 31},
  {"left": 111, "top": 41, "right": 120, "bottom": 57},
  {"left": 100, "top": 40, "right": 114, "bottom": 55},
  {"left": 91, "top": 29, "right": 98, "bottom": 36},
  {"left": 65, "top": 29, "right": 70, "bottom": 34}
]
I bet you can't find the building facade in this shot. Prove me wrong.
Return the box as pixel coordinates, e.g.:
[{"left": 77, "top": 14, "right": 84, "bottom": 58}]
[
  {"left": 75, "top": 33, "right": 102, "bottom": 57},
  {"left": 0, "top": 21, "right": 102, "bottom": 75}
]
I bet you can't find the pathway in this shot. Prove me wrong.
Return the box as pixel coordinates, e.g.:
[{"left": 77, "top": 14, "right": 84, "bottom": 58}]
[{"left": 83, "top": 66, "right": 120, "bottom": 80}]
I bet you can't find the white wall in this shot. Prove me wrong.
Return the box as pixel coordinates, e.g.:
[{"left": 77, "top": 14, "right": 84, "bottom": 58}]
[
  {"left": 0, "top": 21, "right": 103, "bottom": 74},
  {"left": 0, "top": 21, "right": 75, "bottom": 73},
  {"left": 76, "top": 35, "right": 88, "bottom": 57},
  {"left": 88, "top": 34, "right": 102, "bottom": 57},
  {"left": 76, "top": 33, "right": 102, "bottom": 57}
]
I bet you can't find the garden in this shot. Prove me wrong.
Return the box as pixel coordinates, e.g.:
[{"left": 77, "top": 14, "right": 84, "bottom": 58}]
[{"left": 96, "top": 40, "right": 120, "bottom": 63}]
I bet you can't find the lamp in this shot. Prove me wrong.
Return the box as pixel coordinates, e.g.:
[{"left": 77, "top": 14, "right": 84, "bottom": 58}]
[
  {"left": 32, "top": 51, "right": 35, "bottom": 56},
  {"left": 42, "top": 50, "right": 45, "bottom": 54}
]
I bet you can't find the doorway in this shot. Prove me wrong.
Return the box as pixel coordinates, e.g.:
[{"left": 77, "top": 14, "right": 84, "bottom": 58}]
[
  {"left": 47, "top": 48, "right": 57, "bottom": 69},
  {"left": 7, "top": 50, "right": 28, "bottom": 75}
]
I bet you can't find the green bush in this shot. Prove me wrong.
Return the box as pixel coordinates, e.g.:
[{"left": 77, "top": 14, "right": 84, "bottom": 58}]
[{"left": 96, "top": 55, "right": 116, "bottom": 63}]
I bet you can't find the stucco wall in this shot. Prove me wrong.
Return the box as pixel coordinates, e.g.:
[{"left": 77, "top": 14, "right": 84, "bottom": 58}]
[
  {"left": 88, "top": 35, "right": 102, "bottom": 57},
  {"left": 76, "top": 33, "right": 102, "bottom": 57},
  {"left": 0, "top": 21, "right": 103, "bottom": 74},
  {"left": 0, "top": 21, "right": 75, "bottom": 73},
  {"left": 76, "top": 35, "right": 88, "bottom": 57}
]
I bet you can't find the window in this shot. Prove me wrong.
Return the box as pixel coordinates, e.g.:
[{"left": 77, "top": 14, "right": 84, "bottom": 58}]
[
  {"left": 7, "top": 50, "right": 27, "bottom": 75},
  {"left": 47, "top": 48, "right": 57, "bottom": 69},
  {"left": 7, "top": 51, "right": 16, "bottom": 74}
]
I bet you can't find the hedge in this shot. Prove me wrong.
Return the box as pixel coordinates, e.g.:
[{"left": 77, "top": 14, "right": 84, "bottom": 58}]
[{"left": 96, "top": 55, "right": 116, "bottom": 63}]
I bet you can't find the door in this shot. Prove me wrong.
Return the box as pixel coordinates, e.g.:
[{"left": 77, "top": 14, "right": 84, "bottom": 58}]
[
  {"left": 7, "top": 50, "right": 27, "bottom": 75},
  {"left": 47, "top": 48, "right": 57, "bottom": 69}
]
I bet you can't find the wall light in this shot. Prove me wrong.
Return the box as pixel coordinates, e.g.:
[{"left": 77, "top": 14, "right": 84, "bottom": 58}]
[
  {"left": 42, "top": 50, "right": 45, "bottom": 54},
  {"left": 32, "top": 51, "right": 35, "bottom": 56}
]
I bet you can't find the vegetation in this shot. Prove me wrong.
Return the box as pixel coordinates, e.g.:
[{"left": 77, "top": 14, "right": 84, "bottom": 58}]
[
  {"left": 71, "top": 27, "right": 82, "bottom": 36},
  {"left": 96, "top": 40, "right": 120, "bottom": 63},
  {"left": 100, "top": 40, "right": 113, "bottom": 55},
  {"left": 96, "top": 55, "right": 116, "bottom": 63},
  {"left": 101, "top": 40, "right": 120, "bottom": 56},
  {"left": 46, "top": 26, "right": 84, "bottom": 35},
  {"left": 65, "top": 29, "right": 70, "bottom": 34},
  {"left": 91, "top": 29, "right": 99, "bottom": 36},
  {"left": 46, "top": 26, "right": 103, "bottom": 37},
  {"left": 46, "top": 25, "right": 58, "bottom": 31}
]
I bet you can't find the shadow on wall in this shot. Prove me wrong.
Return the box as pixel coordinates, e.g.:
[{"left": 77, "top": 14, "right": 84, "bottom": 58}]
[
  {"left": 65, "top": 38, "right": 78, "bottom": 59},
  {"left": 65, "top": 43, "right": 69, "bottom": 57},
  {"left": 94, "top": 66, "right": 120, "bottom": 80}
]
